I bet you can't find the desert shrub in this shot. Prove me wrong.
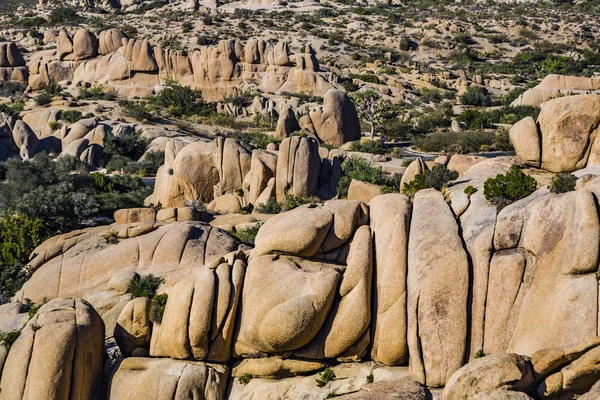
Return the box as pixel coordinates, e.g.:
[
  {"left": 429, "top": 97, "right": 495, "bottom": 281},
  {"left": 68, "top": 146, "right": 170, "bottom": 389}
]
[
  {"left": 255, "top": 198, "right": 282, "bottom": 214},
  {"left": 35, "top": 93, "right": 52, "bottom": 106},
  {"left": 349, "top": 140, "right": 386, "bottom": 154},
  {"left": 231, "top": 223, "right": 263, "bottom": 245},
  {"left": 104, "top": 130, "right": 150, "bottom": 161},
  {"left": 149, "top": 293, "right": 168, "bottom": 323},
  {"left": 456, "top": 106, "right": 539, "bottom": 130},
  {"left": 0, "top": 330, "right": 20, "bottom": 348},
  {"left": 229, "top": 132, "right": 280, "bottom": 149},
  {"left": 0, "top": 81, "right": 25, "bottom": 97},
  {"left": 127, "top": 274, "right": 163, "bottom": 299},
  {"left": 402, "top": 165, "right": 459, "bottom": 198},
  {"left": 102, "top": 230, "right": 119, "bottom": 244},
  {"left": 337, "top": 157, "right": 399, "bottom": 197},
  {"left": 149, "top": 81, "right": 212, "bottom": 117},
  {"left": 119, "top": 100, "right": 151, "bottom": 122},
  {"left": 281, "top": 195, "right": 314, "bottom": 211},
  {"left": 483, "top": 165, "right": 537, "bottom": 207},
  {"left": 549, "top": 172, "right": 577, "bottom": 193},
  {"left": 50, "top": 7, "right": 82, "bottom": 24},
  {"left": 0, "top": 154, "right": 151, "bottom": 234},
  {"left": 349, "top": 73, "right": 381, "bottom": 84},
  {"left": 366, "top": 372, "right": 374, "bottom": 384},
  {"left": 316, "top": 368, "right": 336, "bottom": 388},
  {"left": 238, "top": 374, "right": 253, "bottom": 385},
  {"left": 412, "top": 131, "right": 513, "bottom": 154},
  {"left": 460, "top": 86, "right": 492, "bottom": 107},
  {"left": 78, "top": 86, "right": 117, "bottom": 101},
  {"left": 464, "top": 185, "right": 477, "bottom": 196},
  {"left": 473, "top": 349, "right": 485, "bottom": 359},
  {"left": 59, "top": 110, "right": 83, "bottom": 124}
]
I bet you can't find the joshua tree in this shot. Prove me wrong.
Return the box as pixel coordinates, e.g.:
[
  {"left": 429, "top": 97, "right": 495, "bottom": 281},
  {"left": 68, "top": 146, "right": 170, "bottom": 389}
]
[{"left": 352, "top": 90, "right": 388, "bottom": 139}]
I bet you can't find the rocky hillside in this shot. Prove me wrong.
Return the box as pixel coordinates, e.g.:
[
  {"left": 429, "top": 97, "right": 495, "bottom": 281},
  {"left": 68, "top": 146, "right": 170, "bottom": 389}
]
[{"left": 3, "top": 0, "right": 600, "bottom": 399}]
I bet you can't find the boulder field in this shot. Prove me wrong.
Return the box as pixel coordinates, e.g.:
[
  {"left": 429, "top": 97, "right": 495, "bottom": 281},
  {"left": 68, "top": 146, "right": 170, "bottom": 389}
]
[
  {"left": 5, "top": 95, "right": 600, "bottom": 398},
  {"left": 5, "top": 162, "right": 600, "bottom": 398}
]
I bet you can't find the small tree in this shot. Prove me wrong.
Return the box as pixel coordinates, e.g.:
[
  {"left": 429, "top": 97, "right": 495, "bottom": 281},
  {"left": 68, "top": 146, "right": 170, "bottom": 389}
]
[{"left": 352, "top": 90, "right": 388, "bottom": 139}]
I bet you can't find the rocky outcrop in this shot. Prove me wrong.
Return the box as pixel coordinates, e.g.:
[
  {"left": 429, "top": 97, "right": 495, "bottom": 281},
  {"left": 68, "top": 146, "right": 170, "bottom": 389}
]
[
  {"left": 307, "top": 89, "right": 361, "bottom": 147},
  {"left": 0, "top": 298, "right": 104, "bottom": 400},
  {"left": 407, "top": 189, "right": 469, "bottom": 387},
  {"left": 275, "top": 136, "right": 321, "bottom": 202},
  {"left": 235, "top": 201, "right": 371, "bottom": 361},
  {"left": 512, "top": 74, "right": 600, "bottom": 107},
  {"left": 0, "top": 42, "right": 28, "bottom": 83},
  {"left": 510, "top": 94, "right": 600, "bottom": 172},
  {"left": 109, "top": 357, "right": 229, "bottom": 400}
]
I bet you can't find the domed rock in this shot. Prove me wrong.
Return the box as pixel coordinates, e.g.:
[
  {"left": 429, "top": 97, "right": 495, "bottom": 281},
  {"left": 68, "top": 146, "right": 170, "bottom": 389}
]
[
  {"left": 0, "top": 298, "right": 104, "bottom": 400},
  {"left": 309, "top": 89, "right": 361, "bottom": 147},
  {"left": 275, "top": 136, "right": 321, "bottom": 202},
  {"left": 99, "top": 28, "right": 126, "bottom": 55},
  {"left": 11, "top": 119, "right": 39, "bottom": 160},
  {"left": 509, "top": 116, "right": 540, "bottom": 167},
  {"left": 72, "top": 29, "right": 99, "bottom": 61},
  {"left": 0, "top": 42, "right": 26, "bottom": 67}
]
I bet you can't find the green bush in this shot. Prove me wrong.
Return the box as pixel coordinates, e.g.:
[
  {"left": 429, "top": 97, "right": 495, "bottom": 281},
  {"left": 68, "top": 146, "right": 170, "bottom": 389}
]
[
  {"left": 231, "top": 223, "right": 263, "bottom": 245},
  {"left": 104, "top": 130, "right": 150, "bottom": 161},
  {"left": 464, "top": 185, "right": 477, "bottom": 196},
  {"left": 349, "top": 140, "right": 385, "bottom": 155},
  {"left": 59, "top": 110, "right": 83, "bottom": 124},
  {"left": 412, "top": 131, "right": 513, "bottom": 154},
  {"left": 35, "top": 93, "right": 52, "bottom": 106},
  {"left": 0, "top": 330, "right": 20, "bottom": 349},
  {"left": 337, "top": 157, "right": 399, "bottom": 198},
  {"left": 255, "top": 198, "right": 282, "bottom": 214},
  {"left": 0, "top": 154, "right": 151, "bottom": 235},
  {"left": 238, "top": 373, "right": 253, "bottom": 385},
  {"left": 119, "top": 100, "right": 151, "bottom": 122},
  {"left": 549, "top": 172, "right": 577, "bottom": 194},
  {"left": 316, "top": 368, "right": 336, "bottom": 388},
  {"left": 460, "top": 86, "right": 492, "bottom": 107},
  {"left": 229, "top": 132, "right": 280, "bottom": 150},
  {"left": 148, "top": 81, "right": 212, "bottom": 117},
  {"left": 102, "top": 230, "right": 119, "bottom": 244},
  {"left": 78, "top": 86, "right": 117, "bottom": 101},
  {"left": 149, "top": 293, "right": 168, "bottom": 323},
  {"left": 127, "top": 274, "right": 164, "bottom": 299},
  {"left": 483, "top": 165, "right": 537, "bottom": 207},
  {"left": 402, "top": 165, "right": 458, "bottom": 198},
  {"left": 49, "top": 7, "right": 82, "bottom": 24}
]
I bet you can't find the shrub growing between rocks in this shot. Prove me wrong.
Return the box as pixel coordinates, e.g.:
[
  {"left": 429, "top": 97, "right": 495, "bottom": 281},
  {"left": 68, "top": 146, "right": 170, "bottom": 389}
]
[
  {"left": 403, "top": 165, "right": 459, "bottom": 198},
  {"left": 337, "top": 157, "right": 400, "bottom": 197},
  {"left": 549, "top": 172, "right": 577, "bottom": 194},
  {"left": 149, "top": 293, "right": 168, "bottom": 324},
  {"left": 483, "top": 165, "right": 537, "bottom": 207},
  {"left": 127, "top": 274, "right": 163, "bottom": 299}
]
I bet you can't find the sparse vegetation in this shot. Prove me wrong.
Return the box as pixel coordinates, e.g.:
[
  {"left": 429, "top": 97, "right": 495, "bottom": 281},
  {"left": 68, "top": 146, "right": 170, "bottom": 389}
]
[
  {"left": 337, "top": 157, "right": 400, "bottom": 198},
  {"left": 316, "top": 368, "right": 336, "bottom": 388},
  {"left": 402, "top": 165, "right": 459, "bottom": 198},
  {"left": 549, "top": 172, "right": 577, "bottom": 194},
  {"left": 149, "top": 293, "right": 168, "bottom": 323},
  {"left": 0, "top": 330, "right": 20, "bottom": 349},
  {"left": 238, "top": 373, "right": 253, "bottom": 385},
  {"left": 102, "top": 230, "right": 119, "bottom": 244},
  {"left": 127, "top": 274, "right": 164, "bottom": 299},
  {"left": 231, "top": 223, "right": 263, "bottom": 245},
  {"left": 483, "top": 165, "right": 537, "bottom": 207}
]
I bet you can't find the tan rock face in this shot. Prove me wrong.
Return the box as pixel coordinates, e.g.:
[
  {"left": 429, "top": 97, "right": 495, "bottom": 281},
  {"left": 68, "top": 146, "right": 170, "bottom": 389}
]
[
  {"left": 309, "top": 89, "right": 361, "bottom": 147},
  {"left": 275, "top": 136, "right": 321, "bottom": 202},
  {"left": 115, "top": 297, "right": 152, "bottom": 357},
  {"left": 447, "top": 154, "right": 487, "bottom": 176},
  {"left": 407, "top": 189, "right": 469, "bottom": 387},
  {"left": 17, "top": 222, "right": 239, "bottom": 305},
  {"left": 369, "top": 194, "right": 411, "bottom": 366},
  {"left": 236, "top": 201, "right": 372, "bottom": 361},
  {"left": 442, "top": 354, "right": 535, "bottom": 400},
  {"left": 0, "top": 298, "right": 104, "bottom": 400},
  {"left": 538, "top": 95, "right": 600, "bottom": 172},
  {"left": 510, "top": 116, "right": 540, "bottom": 167},
  {"left": 150, "top": 252, "right": 246, "bottom": 362},
  {"left": 347, "top": 179, "right": 383, "bottom": 203},
  {"left": 0, "top": 42, "right": 26, "bottom": 67},
  {"left": 109, "top": 357, "right": 229, "bottom": 400},
  {"left": 485, "top": 190, "right": 599, "bottom": 356},
  {"left": 400, "top": 157, "right": 426, "bottom": 193}
]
